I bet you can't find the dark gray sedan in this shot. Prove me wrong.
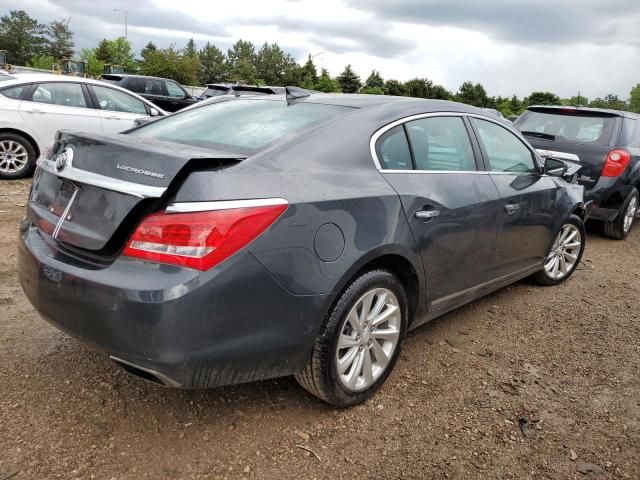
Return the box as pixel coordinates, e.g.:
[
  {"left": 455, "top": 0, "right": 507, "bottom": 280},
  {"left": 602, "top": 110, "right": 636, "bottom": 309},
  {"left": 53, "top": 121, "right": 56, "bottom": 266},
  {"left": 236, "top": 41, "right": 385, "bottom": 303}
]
[{"left": 19, "top": 92, "right": 587, "bottom": 407}]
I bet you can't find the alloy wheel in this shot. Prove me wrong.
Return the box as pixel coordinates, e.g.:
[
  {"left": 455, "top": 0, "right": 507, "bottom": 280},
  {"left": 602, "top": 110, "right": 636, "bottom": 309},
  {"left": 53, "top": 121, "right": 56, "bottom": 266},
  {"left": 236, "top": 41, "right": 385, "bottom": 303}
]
[
  {"left": 544, "top": 224, "right": 582, "bottom": 280},
  {"left": 335, "top": 288, "right": 401, "bottom": 392},
  {"left": 0, "top": 140, "right": 29, "bottom": 174},
  {"left": 624, "top": 196, "right": 637, "bottom": 233}
]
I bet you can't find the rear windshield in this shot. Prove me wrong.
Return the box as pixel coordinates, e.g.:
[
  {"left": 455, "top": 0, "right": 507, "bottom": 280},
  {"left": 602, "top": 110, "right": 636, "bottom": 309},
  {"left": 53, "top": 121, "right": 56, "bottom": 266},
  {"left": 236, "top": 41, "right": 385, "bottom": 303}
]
[
  {"left": 517, "top": 110, "right": 616, "bottom": 146},
  {"left": 130, "top": 98, "right": 353, "bottom": 154}
]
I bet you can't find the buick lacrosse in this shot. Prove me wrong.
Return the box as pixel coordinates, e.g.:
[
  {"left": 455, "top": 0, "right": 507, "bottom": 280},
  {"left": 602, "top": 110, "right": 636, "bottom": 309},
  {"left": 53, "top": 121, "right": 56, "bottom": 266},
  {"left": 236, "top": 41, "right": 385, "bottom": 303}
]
[{"left": 19, "top": 90, "right": 586, "bottom": 406}]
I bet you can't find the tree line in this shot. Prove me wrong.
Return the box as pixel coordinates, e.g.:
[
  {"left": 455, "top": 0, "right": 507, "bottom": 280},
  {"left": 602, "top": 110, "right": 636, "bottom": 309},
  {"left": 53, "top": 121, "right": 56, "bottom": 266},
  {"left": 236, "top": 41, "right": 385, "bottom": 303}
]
[{"left": 2, "top": 9, "right": 640, "bottom": 116}]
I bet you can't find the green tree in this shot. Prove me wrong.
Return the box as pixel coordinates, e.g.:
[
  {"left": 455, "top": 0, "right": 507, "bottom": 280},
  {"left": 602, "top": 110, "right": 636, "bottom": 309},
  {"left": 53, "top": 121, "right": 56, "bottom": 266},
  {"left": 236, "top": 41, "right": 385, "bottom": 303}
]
[
  {"left": 524, "top": 91, "right": 561, "bottom": 106},
  {"left": 562, "top": 95, "right": 589, "bottom": 107},
  {"left": 80, "top": 48, "right": 104, "bottom": 77},
  {"left": 0, "top": 10, "right": 48, "bottom": 66},
  {"left": 198, "top": 42, "right": 228, "bottom": 84},
  {"left": 364, "top": 70, "right": 384, "bottom": 90},
  {"left": 403, "top": 77, "right": 451, "bottom": 100},
  {"left": 456, "top": 81, "right": 492, "bottom": 107},
  {"left": 140, "top": 41, "right": 157, "bottom": 60},
  {"left": 384, "top": 79, "right": 408, "bottom": 96},
  {"left": 227, "top": 39, "right": 257, "bottom": 83},
  {"left": 27, "top": 54, "right": 55, "bottom": 70},
  {"left": 256, "top": 43, "right": 297, "bottom": 85},
  {"left": 337, "top": 64, "right": 362, "bottom": 93},
  {"left": 589, "top": 94, "right": 627, "bottom": 110},
  {"left": 47, "top": 18, "right": 74, "bottom": 59},
  {"left": 299, "top": 54, "right": 318, "bottom": 89},
  {"left": 184, "top": 38, "right": 197, "bottom": 58},
  {"left": 95, "top": 39, "right": 111, "bottom": 62},
  {"left": 314, "top": 68, "right": 340, "bottom": 92},
  {"left": 139, "top": 45, "right": 198, "bottom": 85},
  {"left": 629, "top": 84, "right": 640, "bottom": 113}
]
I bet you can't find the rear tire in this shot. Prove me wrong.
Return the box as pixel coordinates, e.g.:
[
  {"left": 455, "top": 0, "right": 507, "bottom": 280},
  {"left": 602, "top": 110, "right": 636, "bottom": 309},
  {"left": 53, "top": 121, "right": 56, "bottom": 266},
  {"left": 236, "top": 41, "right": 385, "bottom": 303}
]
[
  {"left": 0, "top": 132, "right": 37, "bottom": 180},
  {"left": 603, "top": 188, "right": 638, "bottom": 240},
  {"left": 533, "top": 214, "right": 585, "bottom": 286},
  {"left": 295, "top": 269, "right": 408, "bottom": 407}
]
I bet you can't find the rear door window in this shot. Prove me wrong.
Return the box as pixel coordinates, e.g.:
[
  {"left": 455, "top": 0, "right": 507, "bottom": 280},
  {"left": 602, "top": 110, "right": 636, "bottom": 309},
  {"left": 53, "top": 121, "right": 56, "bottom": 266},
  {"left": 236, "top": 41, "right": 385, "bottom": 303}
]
[
  {"left": 145, "top": 79, "right": 165, "bottom": 96},
  {"left": 29, "top": 82, "right": 87, "bottom": 108},
  {"left": 406, "top": 116, "right": 476, "bottom": 171},
  {"left": 131, "top": 99, "right": 353, "bottom": 153},
  {"left": 375, "top": 125, "right": 413, "bottom": 170},
  {"left": 472, "top": 118, "right": 537, "bottom": 173},
  {"left": 517, "top": 110, "right": 616, "bottom": 146}
]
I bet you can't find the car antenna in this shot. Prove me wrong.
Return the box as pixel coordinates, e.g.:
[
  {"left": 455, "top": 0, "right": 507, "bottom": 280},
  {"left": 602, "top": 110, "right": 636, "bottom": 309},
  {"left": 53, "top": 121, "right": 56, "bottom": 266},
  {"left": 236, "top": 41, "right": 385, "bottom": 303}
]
[{"left": 285, "top": 86, "right": 310, "bottom": 106}]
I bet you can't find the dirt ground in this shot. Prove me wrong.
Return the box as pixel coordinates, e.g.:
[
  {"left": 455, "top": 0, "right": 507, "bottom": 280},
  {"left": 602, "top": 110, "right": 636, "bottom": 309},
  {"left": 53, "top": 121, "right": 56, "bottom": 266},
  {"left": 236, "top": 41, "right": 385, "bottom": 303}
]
[{"left": 0, "top": 179, "right": 638, "bottom": 480}]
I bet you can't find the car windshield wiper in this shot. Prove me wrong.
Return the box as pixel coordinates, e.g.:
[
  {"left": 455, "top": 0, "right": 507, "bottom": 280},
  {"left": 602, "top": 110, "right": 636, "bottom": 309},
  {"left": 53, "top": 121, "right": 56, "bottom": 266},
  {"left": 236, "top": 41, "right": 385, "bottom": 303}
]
[{"left": 520, "top": 130, "right": 556, "bottom": 141}]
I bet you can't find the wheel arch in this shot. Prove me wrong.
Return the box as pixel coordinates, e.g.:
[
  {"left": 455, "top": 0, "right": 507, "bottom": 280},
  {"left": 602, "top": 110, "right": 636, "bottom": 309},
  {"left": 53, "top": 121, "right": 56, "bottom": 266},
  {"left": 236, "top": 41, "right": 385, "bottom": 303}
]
[{"left": 0, "top": 127, "right": 40, "bottom": 158}]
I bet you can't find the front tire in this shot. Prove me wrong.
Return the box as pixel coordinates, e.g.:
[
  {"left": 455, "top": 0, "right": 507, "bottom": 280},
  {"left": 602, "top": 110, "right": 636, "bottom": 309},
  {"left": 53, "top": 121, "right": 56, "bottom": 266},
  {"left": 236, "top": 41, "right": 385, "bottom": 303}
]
[
  {"left": 0, "top": 132, "right": 37, "bottom": 180},
  {"left": 603, "top": 188, "right": 638, "bottom": 240},
  {"left": 295, "top": 269, "right": 408, "bottom": 407},
  {"left": 533, "top": 214, "right": 585, "bottom": 286}
]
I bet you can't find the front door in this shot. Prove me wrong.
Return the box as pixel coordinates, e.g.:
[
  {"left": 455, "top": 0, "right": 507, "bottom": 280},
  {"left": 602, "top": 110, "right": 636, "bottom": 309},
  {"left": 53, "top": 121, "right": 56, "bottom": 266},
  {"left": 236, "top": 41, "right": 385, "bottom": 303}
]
[
  {"left": 470, "top": 117, "right": 558, "bottom": 279},
  {"left": 376, "top": 115, "right": 502, "bottom": 306}
]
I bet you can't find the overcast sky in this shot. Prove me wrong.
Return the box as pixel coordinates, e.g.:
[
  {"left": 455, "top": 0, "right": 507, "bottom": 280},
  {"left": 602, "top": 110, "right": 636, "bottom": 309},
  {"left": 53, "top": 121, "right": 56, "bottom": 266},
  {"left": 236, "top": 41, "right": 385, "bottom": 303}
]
[{"left": 2, "top": 0, "right": 639, "bottom": 99}]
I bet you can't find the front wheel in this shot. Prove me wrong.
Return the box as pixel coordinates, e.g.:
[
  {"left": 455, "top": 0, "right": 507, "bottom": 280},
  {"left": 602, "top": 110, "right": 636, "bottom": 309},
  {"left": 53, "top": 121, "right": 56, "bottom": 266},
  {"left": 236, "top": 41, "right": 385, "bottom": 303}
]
[
  {"left": 533, "top": 214, "right": 586, "bottom": 286},
  {"left": 295, "top": 269, "right": 408, "bottom": 407},
  {"left": 603, "top": 188, "right": 638, "bottom": 240}
]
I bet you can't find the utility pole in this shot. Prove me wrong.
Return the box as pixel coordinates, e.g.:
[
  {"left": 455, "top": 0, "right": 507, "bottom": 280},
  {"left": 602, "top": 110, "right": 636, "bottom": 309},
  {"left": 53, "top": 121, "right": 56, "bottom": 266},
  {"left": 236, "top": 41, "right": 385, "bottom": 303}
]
[{"left": 113, "top": 9, "right": 128, "bottom": 39}]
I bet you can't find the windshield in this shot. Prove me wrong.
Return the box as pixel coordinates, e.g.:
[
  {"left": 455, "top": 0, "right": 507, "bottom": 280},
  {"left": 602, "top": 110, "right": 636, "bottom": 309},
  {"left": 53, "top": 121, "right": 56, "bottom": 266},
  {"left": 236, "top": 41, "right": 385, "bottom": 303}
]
[
  {"left": 517, "top": 110, "right": 616, "bottom": 145},
  {"left": 130, "top": 98, "right": 353, "bottom": 154}
]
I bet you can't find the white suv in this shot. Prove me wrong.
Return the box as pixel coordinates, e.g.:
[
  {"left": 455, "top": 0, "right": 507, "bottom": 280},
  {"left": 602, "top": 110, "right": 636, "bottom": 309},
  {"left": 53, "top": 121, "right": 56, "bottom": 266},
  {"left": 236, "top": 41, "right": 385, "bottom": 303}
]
[{"left": 0, "top": 73, "right": 166, "bottom": 179}]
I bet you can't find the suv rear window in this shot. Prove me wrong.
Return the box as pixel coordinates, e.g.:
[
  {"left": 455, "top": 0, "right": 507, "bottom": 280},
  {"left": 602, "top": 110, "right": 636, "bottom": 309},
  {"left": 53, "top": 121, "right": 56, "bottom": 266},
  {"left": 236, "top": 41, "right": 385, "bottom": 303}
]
[
  {"left": 517, "top": 109, "right": 616, "bottom": 146},
  {"left": 131, "top": 98, "right": 353, "bottom": 153}
]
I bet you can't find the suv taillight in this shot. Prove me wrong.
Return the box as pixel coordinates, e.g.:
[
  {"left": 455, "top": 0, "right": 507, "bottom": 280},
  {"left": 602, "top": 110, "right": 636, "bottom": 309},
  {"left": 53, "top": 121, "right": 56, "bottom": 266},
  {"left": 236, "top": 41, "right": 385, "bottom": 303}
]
[
  {"left": 123, "top": 203, "right": 287, "bottom": 271},
  {"left": 602, "top": 149, "right": 631, "bottom": 177}
]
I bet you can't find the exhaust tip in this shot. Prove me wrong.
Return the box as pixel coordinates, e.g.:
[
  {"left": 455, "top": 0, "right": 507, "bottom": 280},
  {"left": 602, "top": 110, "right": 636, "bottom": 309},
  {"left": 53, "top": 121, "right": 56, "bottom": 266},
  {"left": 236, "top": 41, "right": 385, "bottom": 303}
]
[{"left": 110, "top": 356, "right": 181, "bottom": 387}]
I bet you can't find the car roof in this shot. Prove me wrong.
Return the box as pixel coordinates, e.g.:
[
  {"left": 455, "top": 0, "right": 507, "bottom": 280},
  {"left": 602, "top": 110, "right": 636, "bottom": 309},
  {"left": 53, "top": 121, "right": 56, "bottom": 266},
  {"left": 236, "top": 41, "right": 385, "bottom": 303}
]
[{"left": 527, "top": 104, "right": 640, "bottom": 119}]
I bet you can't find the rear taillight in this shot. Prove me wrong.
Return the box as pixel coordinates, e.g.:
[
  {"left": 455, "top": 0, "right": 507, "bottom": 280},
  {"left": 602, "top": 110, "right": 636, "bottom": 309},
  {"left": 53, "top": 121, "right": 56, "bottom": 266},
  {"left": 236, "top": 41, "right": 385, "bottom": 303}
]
[
  {"left": 602, "top": 149, "right": 631, "bottom": 177},
  {"left": 123, "top": 202, "right": 287, "bottom": 271}
]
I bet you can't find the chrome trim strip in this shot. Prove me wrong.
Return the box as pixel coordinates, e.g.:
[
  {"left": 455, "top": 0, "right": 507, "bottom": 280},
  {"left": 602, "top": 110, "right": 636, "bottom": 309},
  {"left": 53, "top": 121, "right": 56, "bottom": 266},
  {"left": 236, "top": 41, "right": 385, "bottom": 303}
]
[
  {"left": 381, "top": 169, "right": 490, "bottom": 175},
  {"left": 37, "top": 158, "right": 166, "bottom": 199},
  {"left": 166, "top": 197, "right": 289, "bottom": 213},
  {"left": 52, "top": 187, "right": 79, "bottom": 240},
  {"left": 430, "top": 263, "right": 541, "bottom": 308}
]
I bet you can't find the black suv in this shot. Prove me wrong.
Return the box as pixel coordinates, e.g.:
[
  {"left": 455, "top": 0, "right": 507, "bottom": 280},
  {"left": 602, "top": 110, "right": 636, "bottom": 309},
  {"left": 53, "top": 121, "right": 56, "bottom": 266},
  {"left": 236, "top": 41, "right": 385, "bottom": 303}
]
[
  {"left": 100, "top": 74, "right": 198, "bottom": 112},
  {"left": 515, "top": 106, "right": 640, "bottom": 239}
]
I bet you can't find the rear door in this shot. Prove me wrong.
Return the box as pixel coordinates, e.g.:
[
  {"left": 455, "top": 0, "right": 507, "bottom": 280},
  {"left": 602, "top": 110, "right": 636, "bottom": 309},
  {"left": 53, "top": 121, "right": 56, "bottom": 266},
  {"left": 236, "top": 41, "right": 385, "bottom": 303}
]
[
  {"left": 19, "top": 82, "right": 102, "bottom": 147},
  {"left": 89, "top": 84, "right": 151, "bottom": 133},
  {"left": 376, "top": 114, "right": 502, "bottom": 306},
  {"left": 470, "top": 117, "right": 558, "bottom": 279}
]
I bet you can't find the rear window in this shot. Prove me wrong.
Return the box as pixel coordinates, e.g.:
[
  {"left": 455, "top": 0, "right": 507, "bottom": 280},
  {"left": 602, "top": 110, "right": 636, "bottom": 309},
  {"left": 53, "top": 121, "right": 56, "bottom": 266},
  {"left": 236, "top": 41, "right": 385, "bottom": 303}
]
[
  {"left": 130, "top": 98, "right": 353, "bottom": 154},
  {"left": 0, "top": 84, "right": 27, "bottom": 99},
  {"left": 517, "top": 109, "right": 616, "bottom": 146}
]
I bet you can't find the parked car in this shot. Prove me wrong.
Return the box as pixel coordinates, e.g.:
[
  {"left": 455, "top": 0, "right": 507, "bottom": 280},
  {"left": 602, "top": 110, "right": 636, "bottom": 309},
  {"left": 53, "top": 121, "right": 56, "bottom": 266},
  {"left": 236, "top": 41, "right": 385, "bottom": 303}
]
[
  {"left": 19, "top": 93, "right": 587, "bottom": 407},
  {"left": 198, "top": 83, "right": 285, "bottom": 100},
  {"left": 0, "top": 73, "right": 166, "bottom": 179},
  {"left": 101, "top": 74, "right": 199, "bottom": 112},
  {"left": 515, "top": 106, "right": 640, "bottom": 239}
]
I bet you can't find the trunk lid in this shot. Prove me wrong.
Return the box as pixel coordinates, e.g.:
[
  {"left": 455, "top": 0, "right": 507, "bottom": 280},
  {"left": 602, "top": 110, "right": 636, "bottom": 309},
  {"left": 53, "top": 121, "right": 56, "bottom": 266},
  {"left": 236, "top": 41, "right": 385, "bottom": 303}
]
[
  {"left": 28, "top": 131, "right": 244, "bottom": 254},
  {"left": 516, "top": 107, "right": 621, "bottom": 188}
]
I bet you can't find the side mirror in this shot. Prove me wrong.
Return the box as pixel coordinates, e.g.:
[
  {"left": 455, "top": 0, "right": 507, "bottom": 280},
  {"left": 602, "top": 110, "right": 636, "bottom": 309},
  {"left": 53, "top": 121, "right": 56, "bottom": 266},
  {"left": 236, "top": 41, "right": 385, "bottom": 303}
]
[
  {"left": 149, "top": 107, "right": 160, "bottom": 117},
  {"left": 544, "top": 157, "right": 568, "bottom": 177}
]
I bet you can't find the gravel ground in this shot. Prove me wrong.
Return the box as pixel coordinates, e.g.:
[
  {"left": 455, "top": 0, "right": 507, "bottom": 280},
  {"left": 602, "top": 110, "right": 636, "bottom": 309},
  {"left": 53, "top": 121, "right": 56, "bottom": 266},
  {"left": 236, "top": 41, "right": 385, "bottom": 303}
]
[{"left": 0, "top": 179, "right": 638, "bottom": 480}]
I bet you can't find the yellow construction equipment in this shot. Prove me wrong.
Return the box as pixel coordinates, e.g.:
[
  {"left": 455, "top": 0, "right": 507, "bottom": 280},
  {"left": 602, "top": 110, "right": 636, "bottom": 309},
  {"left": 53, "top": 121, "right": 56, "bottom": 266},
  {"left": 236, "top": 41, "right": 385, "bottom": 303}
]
[
  {"left": 53, "top": 59, "right": 87, "bottom": 77},
  {"left": 103, "top": 64, "right": 125, "bottom": 75}
]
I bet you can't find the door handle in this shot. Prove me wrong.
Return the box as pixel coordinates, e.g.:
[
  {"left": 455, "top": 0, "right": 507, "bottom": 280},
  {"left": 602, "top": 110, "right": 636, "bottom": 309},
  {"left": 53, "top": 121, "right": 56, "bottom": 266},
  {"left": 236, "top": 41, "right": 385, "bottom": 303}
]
[
  {"left": 415, "top": 208, "right": 440, "bottom": 220},
  {"left": 504, "top": 204, "right": 521, "bottom": 214}
]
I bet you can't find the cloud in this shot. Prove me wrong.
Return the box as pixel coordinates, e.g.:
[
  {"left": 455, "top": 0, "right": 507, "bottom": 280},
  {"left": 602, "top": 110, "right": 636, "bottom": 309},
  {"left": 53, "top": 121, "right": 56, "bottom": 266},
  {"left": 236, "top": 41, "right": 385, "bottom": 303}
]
[{"left": 345, "top": 0, "right": 640, "bottom": 46}]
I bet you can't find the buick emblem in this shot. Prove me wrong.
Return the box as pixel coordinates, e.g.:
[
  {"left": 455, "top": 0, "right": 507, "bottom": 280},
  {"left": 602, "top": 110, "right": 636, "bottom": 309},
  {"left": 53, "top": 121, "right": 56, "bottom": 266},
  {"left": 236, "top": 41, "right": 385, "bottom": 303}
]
[{"left": 55, "top": 147, "right": 73, "bottom": 171}]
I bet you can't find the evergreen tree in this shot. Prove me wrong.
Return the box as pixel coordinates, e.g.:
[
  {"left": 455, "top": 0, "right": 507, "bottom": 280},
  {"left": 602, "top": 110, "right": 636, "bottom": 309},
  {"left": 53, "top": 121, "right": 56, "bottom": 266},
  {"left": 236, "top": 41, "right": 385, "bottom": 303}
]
[
  {"left": 140, "top": 41, "right": 157, "bottom": 60},
  {"left": 384, "top": 79, "right": 408, "bottom": 96},
  {"left": 184, "top": 38, "right": 197, "bottom": 58},
  {"left": 0, "top": 10, "right": 48, "bottom": 65},
  {"left": 337, "top": 64, "right": 362, "bottom": 93},
  {"left": 95, "top": 39, "right": 111, "bottom": 63},
  {"left": 524, "top": 91, "right": 561, "bottom": 106},
  {"left": 299, "top": 54, "right": 318, "bottom": 89},
  {"left": 629, "top": 84, "right": 640, "bottom": 113},
  {"left": 198, "top": 42, "right": 228, "bottom": 84},
  {"left": 314, "top": 68, "right": 340, "bottom": 92},
  {"left": 47, "top": 18, "right": 74, "bottom": 59},
  {"left": 227, "top": 39, "right": 257, "bottom": 83},
  {"left": 364, "top": 70, "right": 384, "bottom": 89}
]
